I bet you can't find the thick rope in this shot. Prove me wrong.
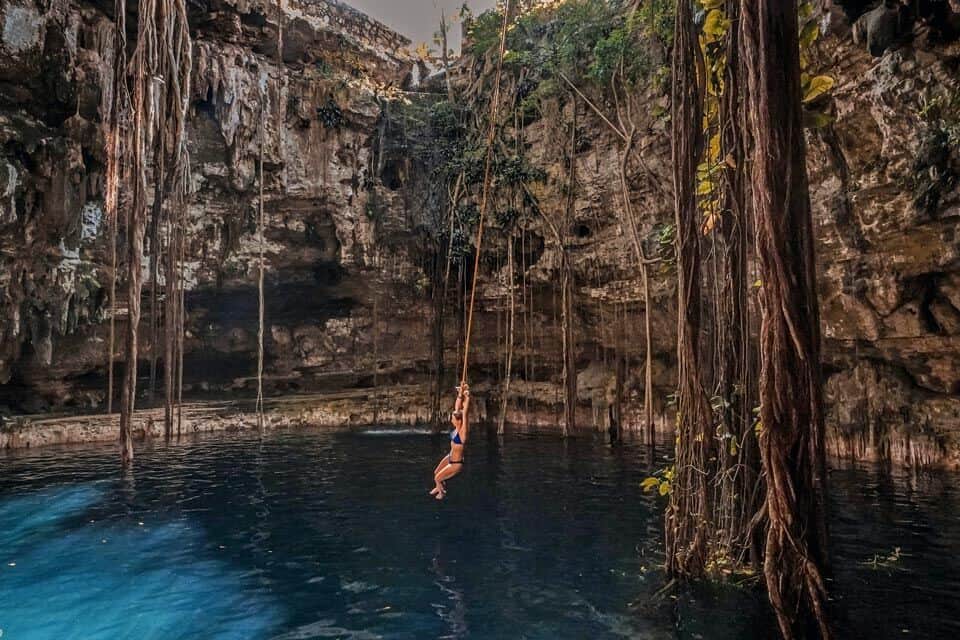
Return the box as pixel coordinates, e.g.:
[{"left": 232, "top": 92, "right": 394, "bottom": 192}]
[{"left": 460, "top": 0, "right": 512, "bottom": 386}]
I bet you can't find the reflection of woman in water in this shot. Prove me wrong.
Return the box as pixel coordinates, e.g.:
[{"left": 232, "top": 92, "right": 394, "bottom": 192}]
[
  {"left": 431, "top": 554, "right": 468, "bottom": 637},
  {"left": 430, "top": 384, "right": 470, "bottom": 500}
]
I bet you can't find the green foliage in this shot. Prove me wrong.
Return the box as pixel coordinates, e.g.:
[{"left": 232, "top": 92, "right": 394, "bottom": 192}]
[
  {"left": 641, "top": 465, "right": 675, "bottom": 496},
  {"left": 496, "top": 207, "right": 522, "bottom": 230},
  {"left": 429, "top": 100, "right": 466, "bottom": 140},
  {"left": 314, "top": 59, "right": 334, "bottom": 78},
  {"left": 494, "top": 155, "right": 547, "bottom": 187},
  {"left": 465, "top": 9, "right": 506, "bottom": 57},
  {"left": 638, "top": 0, "right": 676, "bottom": 45},
  {"left": 797, "top": 1, "right": 836, "bottom": 129},
  {"left": 469, "top": 0, "right": 676, "bottom": 119},
  {"left": 456, "top": 201, "right": 480, "bottom": 228},
  {"left": 317, "top": 98, "right": 344, "bottom": 129},
  {"left": 542, "top": 0, "right": 674, "bottom": 88},
  {"left": 447, "top": 202, "right": 481, "bottom": 259},
  {"left": 919, "top": 89, "right": 960, "bottom": 149},
  {"left": 654, "top": 223, "right": 675, "bottom": 252},
  {"left": 444, "top": 143, "right": 486, "bottom": 185},
  {"left": 590, "top": 7, "right": 665, "bottom": 86},
  {"left": 546, "top": 0, "right": 619, "bottom": 78}
]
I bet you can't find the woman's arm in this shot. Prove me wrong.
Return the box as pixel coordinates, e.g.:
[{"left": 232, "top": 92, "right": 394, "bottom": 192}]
[{"left": 461, "top": 391, "right": 471, "bottom": 432}]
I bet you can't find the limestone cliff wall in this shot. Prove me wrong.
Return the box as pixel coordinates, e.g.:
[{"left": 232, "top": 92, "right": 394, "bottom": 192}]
[
  {"left": 1, "top": 0, "right": 958, "bottom": 468},
  {"left": 448, "top": 3, "right": 960, "bottom": 467},
  {"left": 0, "top": 0, "right": 434, "bottom": 415}
]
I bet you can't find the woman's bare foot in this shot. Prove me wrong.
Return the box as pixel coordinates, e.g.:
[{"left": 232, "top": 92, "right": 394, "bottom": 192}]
[{"left": 430, "top": 482, "right": 445, "bottom": 497}]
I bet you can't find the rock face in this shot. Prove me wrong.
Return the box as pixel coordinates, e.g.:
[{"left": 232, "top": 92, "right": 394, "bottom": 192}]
[
  {"left": 0, "top": 0, "right": 432, "bottom": 414},
  {"left": 0, "top": 0, "right": 958, "bottom": 468},
  {"left": 810, "top": 34, "right": 960, "bottom": 468}
]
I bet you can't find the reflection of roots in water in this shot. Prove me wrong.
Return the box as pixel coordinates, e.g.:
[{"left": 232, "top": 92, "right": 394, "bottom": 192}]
[
  {"left": 431, "top": 555, "right": 468, "bottom": 639},
  {"left": 252, "top": 439, "right": 271, "bottom": 550}
]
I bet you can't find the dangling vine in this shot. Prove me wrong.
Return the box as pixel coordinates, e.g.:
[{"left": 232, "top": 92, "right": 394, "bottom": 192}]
[
  {"left": 114, "top": 0, "right": 192, "bottom": 463},
  {"left": 664, "top": 0, "right": 715, "bottom": 579},
  {"left": 104, "top": 0, "right": 129, "bottom": 417}
]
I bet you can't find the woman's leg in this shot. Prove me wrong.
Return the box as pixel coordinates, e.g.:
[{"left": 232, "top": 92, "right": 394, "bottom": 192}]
[
  {"left": 435, "top": 460, "right": 463, "bottom": 500},
  {"left": 432, "top": 444, "right": 465, "bottom": 498},
  {"left": 430, "top": 455, "right": 451, "bottom": 495},
  {"left": 431, "top": 466, "right": 448, "bottom": 496},
  {"left": 433, "top": 462, "right": 463, "bottom": 499}
]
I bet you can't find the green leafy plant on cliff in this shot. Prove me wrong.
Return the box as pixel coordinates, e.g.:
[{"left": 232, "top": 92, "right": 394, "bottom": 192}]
[
  {"left": 317, "top": 98, "right": 345, "bottom": 129},
  {"left": 590, "top": 0, "right": 674, "bottom": 87},
  {"left": 798, "top": 1, "right": 837, "bottom": 129},
  {"left": 468, "top": 0, "right": 676, "bottom": 120}
]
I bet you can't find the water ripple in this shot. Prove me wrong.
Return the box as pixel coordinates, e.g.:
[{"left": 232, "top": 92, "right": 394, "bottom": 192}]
[{"left": 0, "top": 431, "right": 958, "bottom": 638}]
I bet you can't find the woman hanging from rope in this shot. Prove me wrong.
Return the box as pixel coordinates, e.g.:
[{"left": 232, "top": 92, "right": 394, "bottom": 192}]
[
  {"left": 428, "top": 0, "right": 509, "bottom": 501},
  {"left": 430, "top": 383, "right": 470, "bottom": 500}
]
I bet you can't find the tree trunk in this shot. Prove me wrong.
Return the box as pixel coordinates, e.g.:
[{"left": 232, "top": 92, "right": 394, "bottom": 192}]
[
  {"left": 665, "top": 0, "right": 714, "bottom": 579},
  {"left": 740, "top": 1, "right": 832, "bottom": 637},
  {"left": 717, "top": 0, "right": 764, "bottom": 568}
]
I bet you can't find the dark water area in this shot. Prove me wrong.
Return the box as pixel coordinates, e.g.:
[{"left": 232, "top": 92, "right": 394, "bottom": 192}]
[{"left": 0, "top": 428, "right": 957, "bottom": 639}]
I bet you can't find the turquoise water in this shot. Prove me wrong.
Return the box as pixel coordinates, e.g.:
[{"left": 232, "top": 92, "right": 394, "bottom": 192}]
[{"left": 0, "top": 429, "right": 958, "bottom": 639}]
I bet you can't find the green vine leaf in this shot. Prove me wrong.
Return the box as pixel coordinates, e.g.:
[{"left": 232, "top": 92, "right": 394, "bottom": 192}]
[
  {"left": 641, "top": 477, "right": 660, "bottom": 492},
  {"left": 803, "top": 110, "right": 836, "bottom": 129},
  {"left": 800, "top": 20, "right": 820, "bottom": 48},
  {"left": 703, "top": 9, "right": 729, "bottom": 39},
  {"left": 803, "top": 75, "right": 835, "bottom": 103}
]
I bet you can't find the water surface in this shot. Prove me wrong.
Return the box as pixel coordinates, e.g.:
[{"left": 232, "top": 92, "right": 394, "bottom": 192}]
[{"left": 0, "top": 429, "right": 957, "bottom": 638}]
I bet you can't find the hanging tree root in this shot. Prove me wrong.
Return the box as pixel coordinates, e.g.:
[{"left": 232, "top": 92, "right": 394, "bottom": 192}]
[{"left": 741, "top": 1, "right": 833, "bottom": 637}]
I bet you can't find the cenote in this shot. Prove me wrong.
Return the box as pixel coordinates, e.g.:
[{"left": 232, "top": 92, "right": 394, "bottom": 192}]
[{"left": 1, "top": 429, "right": 958, "bottom": 639}]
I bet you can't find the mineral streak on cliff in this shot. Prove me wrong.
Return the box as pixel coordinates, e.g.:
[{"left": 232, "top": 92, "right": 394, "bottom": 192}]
[{"left": 0, "top": 0, "right": 958, "bottom": 468}]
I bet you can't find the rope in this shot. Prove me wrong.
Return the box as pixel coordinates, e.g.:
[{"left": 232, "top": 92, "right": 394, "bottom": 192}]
[{"left": 460, "top": 0, "right": 512, "bottom": 386}]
